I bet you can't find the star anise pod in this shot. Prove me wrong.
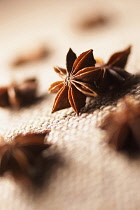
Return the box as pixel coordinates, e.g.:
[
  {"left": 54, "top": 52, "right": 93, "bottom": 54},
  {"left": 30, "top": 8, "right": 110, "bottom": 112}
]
[
  {"left": 97, "top": 46, "right": 133, "bottom": 93},
  {"left": 77, "top": 14, "right": 110, "bottom": 31},
  {"left": 100, "top": 96, "right": 140, "bottom": 151},
  {"left": 0, "top": 130, "right": 51, "bottom": 180},
  {"left": 8, "top": 78, "right": 38, "bottom": 108},
  {"left": 49, "top": 48, "right": 103, "bottom": 114},
  {"left": 0, "top": 78, "right": 39, "bottom": 108},
  {"left": 12, "top": 45, "right": 49, "bottom": 67}
]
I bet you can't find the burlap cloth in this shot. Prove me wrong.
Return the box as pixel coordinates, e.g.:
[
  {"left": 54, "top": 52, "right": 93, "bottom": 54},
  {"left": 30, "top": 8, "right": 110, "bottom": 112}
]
[{"left": 0, "top": 0, "right": 140, "bottom": 209}]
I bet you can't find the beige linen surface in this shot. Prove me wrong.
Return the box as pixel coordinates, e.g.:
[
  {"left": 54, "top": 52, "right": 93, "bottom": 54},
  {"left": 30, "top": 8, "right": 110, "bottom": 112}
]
[{"left": 0, "top": 0, "right": 140, "bottom": 210}]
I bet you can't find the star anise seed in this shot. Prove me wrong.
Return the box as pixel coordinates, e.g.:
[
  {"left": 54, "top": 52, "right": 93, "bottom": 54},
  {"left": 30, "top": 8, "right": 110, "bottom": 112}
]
[
  {"left": 8, "top": 78, "right": 38, "bottom": 108},
  {"left": 97, "top": 46, "right": 133, "bottom": 93},
  {"left": 0, "top": 130, "right": 51, "bottom": 179},
  {"left": 77, "top": 14, "right": 110, "bottom": 31},
  {"left": 0, "top": 78, "right": 39, "bottom": 108},
  {"left": 49, "top": 48, "right": 103, "bottom": 114},
  {"left": 100, "top": 96, "right": 140, "bottom": 151},
  {"left": 12, "top": 45, "right": 49, "bottom": 67}
]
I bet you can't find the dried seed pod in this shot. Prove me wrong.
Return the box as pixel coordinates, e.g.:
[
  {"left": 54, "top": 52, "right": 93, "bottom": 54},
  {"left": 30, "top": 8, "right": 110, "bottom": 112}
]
[
  {"left": 75, "top": 13, "right": 111, "bottom": 31},
  {"left": 98, "top": 46, "right": 133, "bottom": 93},
  {"left": 49, "top": 48, "right": 103, "bottom": 114},
  {"left": 8, "top": 78, "right": 38, "bottom": 108},
  {"left": 0, "top": 130, "right": 51, "bottom": 180},
  {"left": 0, "top": 78, "right": 39, "bottom": 108},
  {"left": 100, "top": 96, "right": 140, "bottom": 151},
  {"left": 12, "top": 46, "right": 50, "bottom": 67}
]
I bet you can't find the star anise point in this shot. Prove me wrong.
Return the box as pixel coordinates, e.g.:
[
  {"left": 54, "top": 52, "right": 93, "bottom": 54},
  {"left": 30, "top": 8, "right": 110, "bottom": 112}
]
[
  {"left": 49, "top": 48, "right": 102, "bottom": 114},
  {"left": 98, "top": 45, "right": 133, "bottom": 93}
]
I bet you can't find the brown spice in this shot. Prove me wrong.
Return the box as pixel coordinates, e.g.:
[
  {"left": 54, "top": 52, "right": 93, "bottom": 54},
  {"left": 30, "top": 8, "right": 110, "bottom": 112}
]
[
  {"left": 100, "top": 96, "right": 140, "bottom": 151},
  {"left": 0, "top": 130, "right": 51, "bottom": 180},
  {"left": 49, "top": 48, "right": 103, "bottom": 114},
  {"left": 77, "top": 14, "right": 110, "bottom": 31},
  {"left": 12, "top": 46, "right": 49, "bottom": 67},
  {"left": 0, "top": 78, "right": 39, "bottom": 108},
  {"left": 98, "top": 46, "right": 133, "bottom": 93}
]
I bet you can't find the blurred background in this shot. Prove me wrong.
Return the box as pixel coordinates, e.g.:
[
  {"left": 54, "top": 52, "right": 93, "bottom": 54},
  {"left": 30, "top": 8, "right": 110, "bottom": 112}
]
[{"left": 0, "top": 0, "right": 140, "bottom": 75}]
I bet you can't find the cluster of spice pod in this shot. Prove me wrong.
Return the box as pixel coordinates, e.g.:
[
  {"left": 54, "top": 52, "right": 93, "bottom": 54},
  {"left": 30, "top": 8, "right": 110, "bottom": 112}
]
[
  {"left": 48, "top": 46, "right": 140, "bottom": 152},
  {"left": 49, "top": 46, "right": 133, "bottom": 114},
  {"left": 0, "top": 45, "right": 139, "bottom": 185}
]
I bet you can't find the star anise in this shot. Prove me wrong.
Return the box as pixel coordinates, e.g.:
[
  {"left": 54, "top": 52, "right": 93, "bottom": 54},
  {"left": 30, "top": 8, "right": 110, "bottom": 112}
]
[
  {"left": 49, "top": 49, "right": 103, "bottom": 114},
  {"left": 100, "top": 96, "right": 140, "bottom": 151},
  {"left": 0, "top": 78, "right": 39, "bottom": 108},
  {"left": 77, "top": 14, "right": 110, "bottom": 31},
  {"left": 0, "top": 130, "right": 51, "bottom": 180},
  {"left": 97, "top": 46, "right": 133, "bottom": 93},
  {"left": 12, "top": 45, "right": 49, "bottom": 67},
  {"left": 8, "top": 78, "right": 38, "bottom": 108}
]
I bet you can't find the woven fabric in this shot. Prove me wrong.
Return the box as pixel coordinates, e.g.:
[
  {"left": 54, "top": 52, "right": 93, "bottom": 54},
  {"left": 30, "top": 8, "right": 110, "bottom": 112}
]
[
  {"left": 0, "top": 0, "right": 140, "bottom": 210},
  {"left": 0, "top": 79, "right": 139, "bottom": 210}
]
